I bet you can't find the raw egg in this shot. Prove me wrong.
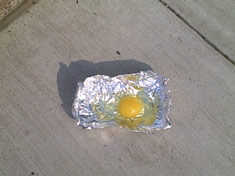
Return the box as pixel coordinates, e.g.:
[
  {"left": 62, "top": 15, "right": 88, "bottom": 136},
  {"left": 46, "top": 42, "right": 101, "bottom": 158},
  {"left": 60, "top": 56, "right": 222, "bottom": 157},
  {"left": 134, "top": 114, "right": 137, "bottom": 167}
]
[
  {"left": 118, "top": 96, "right": 143, "bottom": 118},
  {"left": 88, "top": 74, "right": 160, "bottom": 130},
  {"left": 72, "top": 71, "right": 171, "bottom": 132}
]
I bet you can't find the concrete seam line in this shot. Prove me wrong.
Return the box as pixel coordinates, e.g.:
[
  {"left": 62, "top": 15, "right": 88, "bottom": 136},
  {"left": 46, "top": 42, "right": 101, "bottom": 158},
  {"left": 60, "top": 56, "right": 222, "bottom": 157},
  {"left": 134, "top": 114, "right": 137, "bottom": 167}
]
[{"left": 158, "top": 0, "right": 235, "bottom": 66}]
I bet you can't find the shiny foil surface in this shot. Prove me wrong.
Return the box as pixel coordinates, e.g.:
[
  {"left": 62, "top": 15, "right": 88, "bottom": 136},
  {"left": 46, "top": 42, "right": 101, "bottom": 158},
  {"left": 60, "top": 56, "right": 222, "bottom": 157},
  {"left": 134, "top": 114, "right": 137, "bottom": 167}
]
[{"left": 72, "top": 70, "right": 171, "bottom": 133}]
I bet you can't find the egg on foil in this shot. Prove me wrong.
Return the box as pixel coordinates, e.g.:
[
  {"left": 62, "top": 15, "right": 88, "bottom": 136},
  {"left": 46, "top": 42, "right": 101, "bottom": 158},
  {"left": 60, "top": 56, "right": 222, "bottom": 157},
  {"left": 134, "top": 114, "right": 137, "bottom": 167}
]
[{"left": 72, "top": 71, "right": 171, "bottom": 133}]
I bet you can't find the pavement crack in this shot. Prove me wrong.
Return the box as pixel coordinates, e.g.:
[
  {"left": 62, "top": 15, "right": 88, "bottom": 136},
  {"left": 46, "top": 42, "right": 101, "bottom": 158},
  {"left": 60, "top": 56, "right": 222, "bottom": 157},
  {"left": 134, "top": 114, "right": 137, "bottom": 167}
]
[{"left": 158, "top": 0, "right": 235, "bottom": 65}]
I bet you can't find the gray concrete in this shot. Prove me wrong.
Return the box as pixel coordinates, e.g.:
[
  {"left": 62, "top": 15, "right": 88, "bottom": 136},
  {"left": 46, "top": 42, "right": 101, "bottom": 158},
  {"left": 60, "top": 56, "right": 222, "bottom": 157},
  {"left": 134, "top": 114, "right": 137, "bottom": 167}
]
[
  {"left": 0, "top": 0, "right": 235, "bottom": 176},
  {"left": 163, "top": 0, "right": 235, "bottom": 62},
  {"left": 0, "top": 0, "right": 38, "bottom": 31}
]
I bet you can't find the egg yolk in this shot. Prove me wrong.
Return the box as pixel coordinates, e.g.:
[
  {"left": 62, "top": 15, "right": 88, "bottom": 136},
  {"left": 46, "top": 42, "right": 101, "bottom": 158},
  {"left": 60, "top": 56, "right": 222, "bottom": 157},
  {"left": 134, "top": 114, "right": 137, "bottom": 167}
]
[{"left": 118, "top": 96, "right": 143, "bottom": 118}]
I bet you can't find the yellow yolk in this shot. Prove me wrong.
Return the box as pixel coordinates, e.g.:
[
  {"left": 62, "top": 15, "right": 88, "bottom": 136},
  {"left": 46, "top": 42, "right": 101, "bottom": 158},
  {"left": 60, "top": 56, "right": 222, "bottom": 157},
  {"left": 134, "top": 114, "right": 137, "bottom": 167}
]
[{"left": 118, "top": 96, "right": 143, "bottom": 118}]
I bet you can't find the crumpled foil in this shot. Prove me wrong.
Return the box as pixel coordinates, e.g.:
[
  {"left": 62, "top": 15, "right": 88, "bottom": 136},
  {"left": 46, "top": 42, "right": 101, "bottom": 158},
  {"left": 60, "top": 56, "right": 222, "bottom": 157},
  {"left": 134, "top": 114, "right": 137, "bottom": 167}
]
[{"left": 72, "top": 70, "right": 171, "bottom": 133}]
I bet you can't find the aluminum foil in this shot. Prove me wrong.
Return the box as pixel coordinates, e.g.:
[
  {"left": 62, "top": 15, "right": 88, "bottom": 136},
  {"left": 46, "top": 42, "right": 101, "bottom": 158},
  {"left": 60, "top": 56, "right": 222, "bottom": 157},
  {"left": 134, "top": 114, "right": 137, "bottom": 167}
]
[{"left": 72, "top": 70, "right": 171, "bottom": 133}]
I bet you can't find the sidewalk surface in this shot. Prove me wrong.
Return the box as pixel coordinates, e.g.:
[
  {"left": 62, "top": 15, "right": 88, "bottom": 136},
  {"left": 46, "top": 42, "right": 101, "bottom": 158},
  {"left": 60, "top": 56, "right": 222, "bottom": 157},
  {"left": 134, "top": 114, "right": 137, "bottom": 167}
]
[{"left": 0, "top": 0, "right": 234, "bottom": 176}]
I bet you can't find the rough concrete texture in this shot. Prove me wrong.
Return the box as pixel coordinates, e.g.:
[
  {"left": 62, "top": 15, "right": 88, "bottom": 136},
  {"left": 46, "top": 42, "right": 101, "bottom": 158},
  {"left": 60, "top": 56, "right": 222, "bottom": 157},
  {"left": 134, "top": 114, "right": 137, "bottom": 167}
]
[
  {"left": 163, "top": 0, "right": 235, "bottom": 63},
  {"left": 0, "top": 0, "right": 235, "bottom": 176}
]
